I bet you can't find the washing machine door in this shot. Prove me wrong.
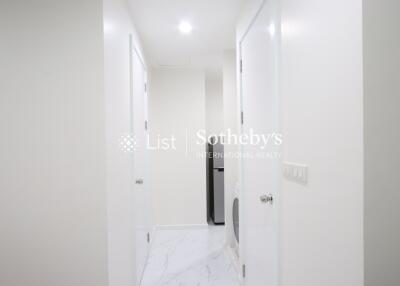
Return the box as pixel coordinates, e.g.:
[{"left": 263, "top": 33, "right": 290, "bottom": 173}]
[{"left": 233, "top": 198, "right": 239, "bottom": 243}]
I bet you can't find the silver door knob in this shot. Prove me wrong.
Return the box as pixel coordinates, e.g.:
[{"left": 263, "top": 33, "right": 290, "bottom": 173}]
[
  {"left": 135, "top": 179, "right": 144, "bottom": 185},
  {"left": 260, "top": 194, "right": 273, "bottom": 204}
]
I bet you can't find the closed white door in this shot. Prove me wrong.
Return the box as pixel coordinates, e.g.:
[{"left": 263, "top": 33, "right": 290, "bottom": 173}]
[
  {"left": 131, "top": 43, "right": 150, "bottom": 284},
  {"left": 240, "top": 0, "right": 280, "bottom": 285}
]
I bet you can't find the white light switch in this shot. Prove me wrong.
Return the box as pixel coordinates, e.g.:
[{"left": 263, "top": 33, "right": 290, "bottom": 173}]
[{"left": 283, "top": 162, "right": 308, "bottom": 184}]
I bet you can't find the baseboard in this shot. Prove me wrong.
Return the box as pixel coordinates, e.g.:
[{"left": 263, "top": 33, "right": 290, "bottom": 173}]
[{"left": 155, "top": 224, "right": 209, "bottom": 231}]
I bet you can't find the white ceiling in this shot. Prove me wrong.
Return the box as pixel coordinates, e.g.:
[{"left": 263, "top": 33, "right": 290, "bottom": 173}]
[{"left": 129, "top": 0, "right": 243, "bottom": 78}]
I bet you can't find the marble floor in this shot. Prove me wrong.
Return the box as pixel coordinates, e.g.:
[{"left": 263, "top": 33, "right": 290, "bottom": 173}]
[{"left": 140, "top": 225, "right": 240, "bottom": 286}]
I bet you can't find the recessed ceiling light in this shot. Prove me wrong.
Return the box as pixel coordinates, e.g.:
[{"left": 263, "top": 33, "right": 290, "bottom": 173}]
[{"left": 179, "top": 21, "right": 193, "bottom": 34}]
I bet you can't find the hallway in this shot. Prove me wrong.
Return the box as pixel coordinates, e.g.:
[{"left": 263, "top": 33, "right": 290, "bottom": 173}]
[
  {"left": 140, "top": 226, "right": 239, "bottom": 286},
  {"left": 1, "top": 0, "right": 400, "bottom": 286}
]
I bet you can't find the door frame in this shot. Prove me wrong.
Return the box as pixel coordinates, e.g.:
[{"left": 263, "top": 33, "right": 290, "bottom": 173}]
[
  {"left": 129, "top": 34, "right": 150, "bottom": 285},
  {"left": 129, "top": 34, "right": 148, "bottom": 134}
]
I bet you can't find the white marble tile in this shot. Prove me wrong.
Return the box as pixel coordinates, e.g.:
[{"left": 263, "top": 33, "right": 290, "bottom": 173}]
[{"left": 140, "top": 226, "right": 240, "bottom": 286}]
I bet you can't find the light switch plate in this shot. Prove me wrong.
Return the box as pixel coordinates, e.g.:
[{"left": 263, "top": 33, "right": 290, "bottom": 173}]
[{"left": 283, "top": 162, "right": 308, "bottom": 184}]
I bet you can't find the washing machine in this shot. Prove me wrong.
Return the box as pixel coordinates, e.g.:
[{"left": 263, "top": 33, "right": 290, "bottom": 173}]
[{"left": 232, "top": 183, "right": 240, "bottom": 256}]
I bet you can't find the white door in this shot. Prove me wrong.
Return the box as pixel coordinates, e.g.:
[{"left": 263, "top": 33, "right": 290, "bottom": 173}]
[
  {"left": 240, "top": 0, "right": 280, "bottom": 285},
  {"left": 131, "top": 42, "right": 150, "bottom": 284}
]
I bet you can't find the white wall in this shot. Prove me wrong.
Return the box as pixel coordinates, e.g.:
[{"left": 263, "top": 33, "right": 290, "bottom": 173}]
[
  {"left": 222, "top": 50, "right": 239, "bottom": 253},
  {"left": 206, "top": 78, "right": 223, "bottom": 136},
  {"left": 364, "top": 1, "right": 400, "bottom": 285},
  {"left": 0, "top": 1, "right": 108, "bottom": 286},
  {"left": 103, "top": 0, "right": 151, "bottom": 285},
  {"left": 149, "top": 68, "right": 207, "bottom": 226},
  {"left": 280, "top": 0, "right": 364, "bottom": 285}
]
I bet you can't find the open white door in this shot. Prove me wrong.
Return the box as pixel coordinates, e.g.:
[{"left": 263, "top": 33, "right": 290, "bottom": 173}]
[
  {"left": 239, "top": 0, "right": 280, "bottom": 285},
  {"left": 130, "top": 38, "right": 151, "bottom": 285}
]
